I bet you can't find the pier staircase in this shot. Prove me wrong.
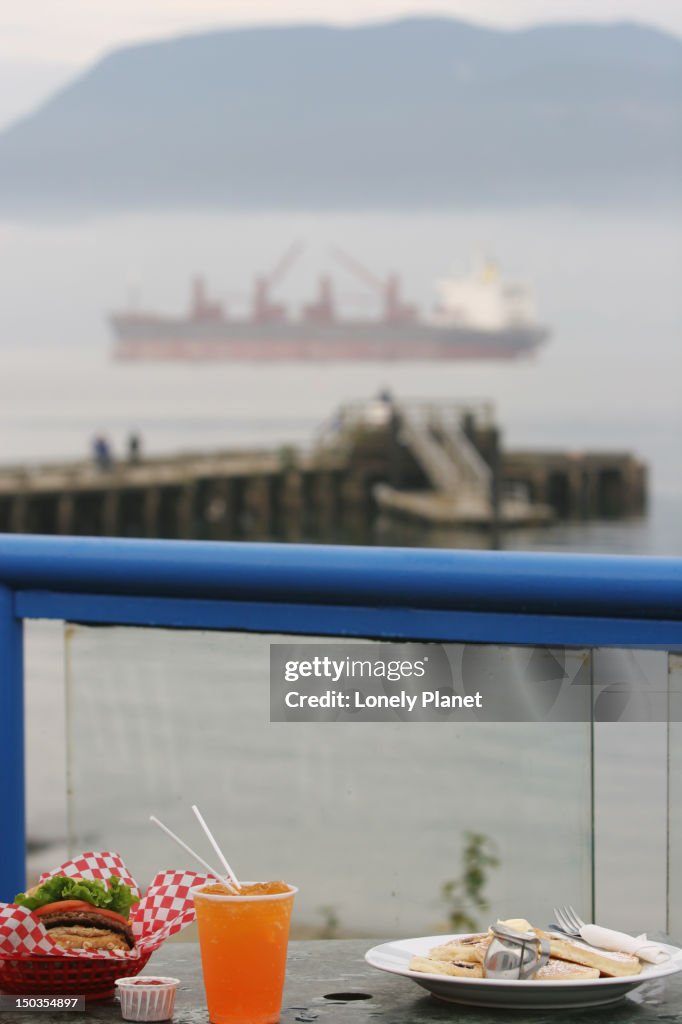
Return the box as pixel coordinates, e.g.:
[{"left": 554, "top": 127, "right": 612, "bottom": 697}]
[
  {"left": 313, "top": 397, "right": 555, "bottom": 529},
  {"left": 397, "top": 406, "right": 492, "bottom": 502}
]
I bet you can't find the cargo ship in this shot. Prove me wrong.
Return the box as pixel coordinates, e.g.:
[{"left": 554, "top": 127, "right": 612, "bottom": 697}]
[{"left": 110, "top": 246, "right": 549, "bottom": 362}]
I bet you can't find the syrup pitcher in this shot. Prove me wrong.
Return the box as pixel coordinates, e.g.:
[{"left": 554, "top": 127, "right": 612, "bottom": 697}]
[{"left": 484, "top": 923, "right": 550, "bottom": 979}]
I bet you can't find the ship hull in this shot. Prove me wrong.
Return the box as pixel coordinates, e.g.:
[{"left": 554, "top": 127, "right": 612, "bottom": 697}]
[{"left": 110, "top": 316, "right": 548, "bottom": 362}]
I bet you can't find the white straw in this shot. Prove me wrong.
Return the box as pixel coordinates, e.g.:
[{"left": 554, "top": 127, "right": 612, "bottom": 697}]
[
  {"left": 150, "top": 815, "right": 225, "bottom": 881},
  {"left": 191, "top": 804, "right": 241, "bottom": 889}
]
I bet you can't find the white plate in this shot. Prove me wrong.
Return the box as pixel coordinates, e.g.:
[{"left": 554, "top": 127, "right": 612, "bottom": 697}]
[{"left": 365, "top": 933, "right": 682, "bottom": 1010}]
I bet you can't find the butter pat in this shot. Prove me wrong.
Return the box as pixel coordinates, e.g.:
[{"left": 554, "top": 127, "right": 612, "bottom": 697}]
[{"left": 498, "top": 918, "right": 534, "bottom": 934}]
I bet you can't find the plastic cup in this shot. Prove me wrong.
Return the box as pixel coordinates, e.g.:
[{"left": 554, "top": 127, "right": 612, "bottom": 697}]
[
  {"left": 191, "top": 882, "right": 297, "bottom": 1024},
  {"left": 115, "top": 977, "right": 180, "bottom": 1021}
]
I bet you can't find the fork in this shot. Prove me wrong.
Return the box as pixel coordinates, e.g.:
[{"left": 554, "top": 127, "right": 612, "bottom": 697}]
[
  {"left": 553, "top": 905, "right": 670, "bottom": 964},
  {"left": 553, "top": 905, "right": 585, "bottom": 937}
]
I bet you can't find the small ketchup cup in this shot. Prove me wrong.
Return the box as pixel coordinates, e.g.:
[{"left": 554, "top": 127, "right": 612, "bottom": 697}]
[{"left": 115, "top": 976, "right": 180, "bottom": 1021}]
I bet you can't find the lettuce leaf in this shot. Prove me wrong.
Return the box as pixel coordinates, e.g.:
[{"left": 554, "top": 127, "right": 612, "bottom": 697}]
[{"left": 15, "top": 874, "right": 138, "bottom": 919}]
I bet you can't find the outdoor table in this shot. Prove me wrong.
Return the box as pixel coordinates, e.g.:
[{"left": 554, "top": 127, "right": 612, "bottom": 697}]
[{"left": 15, "top": 939, "right": 682, "bottom": 1024}]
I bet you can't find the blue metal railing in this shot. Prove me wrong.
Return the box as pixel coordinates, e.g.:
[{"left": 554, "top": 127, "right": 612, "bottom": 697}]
[{"left": 2, "top": 533, "right": 682, "bottom": 901}]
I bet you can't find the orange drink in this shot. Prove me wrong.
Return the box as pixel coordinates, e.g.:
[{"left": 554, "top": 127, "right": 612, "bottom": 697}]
[{"left": 192, "top": 881, "right": 297, "bottom": 1024}]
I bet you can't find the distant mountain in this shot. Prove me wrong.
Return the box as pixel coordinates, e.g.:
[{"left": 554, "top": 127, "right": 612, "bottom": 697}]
[{"left": 0, "top": 17, "right": 680, "bottom": 213}]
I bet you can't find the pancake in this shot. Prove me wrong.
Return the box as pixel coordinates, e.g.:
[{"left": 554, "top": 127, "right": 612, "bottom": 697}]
[
  {"left": 428, "top": 933, "right": 489, "bottom": 964},
  {"left": 534, "top": 959, "right": 600, "bottom": 981},
  {"left": 409, "top": 955, "right": 484, "bottom": 978},
  {"left": 534, "top": 929, "right": 641, "bottom": 977}
]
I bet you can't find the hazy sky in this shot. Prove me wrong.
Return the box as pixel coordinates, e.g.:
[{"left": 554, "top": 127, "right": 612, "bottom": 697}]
[
  {"left": 2, "top": 1, "right": 681, "bottom": 64},
  {"left": 1, "top": 1, "right": 680, "bottom": 128}
]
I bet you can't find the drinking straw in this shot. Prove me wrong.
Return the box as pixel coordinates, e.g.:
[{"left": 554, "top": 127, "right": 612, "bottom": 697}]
[
  {"left": 191, "top": 804, "right": 241, "bottom": 889},
  {"left": 150, "top": 814, "right": 225, "bottom": 881}
]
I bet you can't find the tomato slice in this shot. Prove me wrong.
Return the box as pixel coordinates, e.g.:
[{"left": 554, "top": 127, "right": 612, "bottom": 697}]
[{"left": 34, "top": 900, "right": 130, "bottom": 926}]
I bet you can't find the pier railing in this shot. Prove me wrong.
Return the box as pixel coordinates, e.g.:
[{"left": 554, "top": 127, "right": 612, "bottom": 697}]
[{"left": 1, "top": 535, "right": 682, "bottom": 935}]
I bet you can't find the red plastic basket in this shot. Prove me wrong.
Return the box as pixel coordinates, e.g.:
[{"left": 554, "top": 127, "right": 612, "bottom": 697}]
[{"left": 0, "top": 950, "right": 153, "bottom": 1001}]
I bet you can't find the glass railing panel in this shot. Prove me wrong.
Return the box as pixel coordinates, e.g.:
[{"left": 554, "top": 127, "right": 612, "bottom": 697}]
[
  {"left": 23, "top": 619, "right": 68, "bottom": 885},
  {"left": 668, "top": 652, "right": 682, "bottom": 935},
  {"left": 63, "top": 625, "right": 592, "bottom": 938},
  {"left": 592, "top": 649, "right": 669, "bottom": 933}
]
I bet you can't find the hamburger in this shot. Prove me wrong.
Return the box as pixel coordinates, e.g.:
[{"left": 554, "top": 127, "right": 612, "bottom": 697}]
[{"left": 14, "top": 874, "right": 138, "bottom": 952}]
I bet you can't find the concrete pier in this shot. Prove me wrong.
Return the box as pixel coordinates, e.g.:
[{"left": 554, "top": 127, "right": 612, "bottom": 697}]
[
  {"left": 0, "top": 402, "right": 646, "bottom": 541},
  {"left": 0, "top": 451, "right": 340, "bottom": 542},
  {"left": 503, "top": 449, "right": 647, "bottom": 519}
]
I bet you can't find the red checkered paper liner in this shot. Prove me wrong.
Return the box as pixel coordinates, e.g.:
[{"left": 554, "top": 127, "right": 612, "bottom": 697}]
[{"left": 0, "top": 852, "right": 211, "bottom": 960}]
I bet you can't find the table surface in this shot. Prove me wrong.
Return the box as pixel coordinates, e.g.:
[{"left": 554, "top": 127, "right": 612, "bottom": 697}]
[{"left": 9, "top": 939, "right": 682, "bottom": 1024}]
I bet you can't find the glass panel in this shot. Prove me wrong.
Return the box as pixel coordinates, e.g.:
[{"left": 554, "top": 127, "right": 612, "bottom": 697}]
[
  {"left": 24, "top": 620, "right": 68, "bottom": 884},
  {"left": 64, "top": 625, "right": 592, "bottom": 938},
  {"left": 592, "top": 649, "right": 668, "bottom": 933},
  {"left": 668, "top": 652, "right": 682, "bottom": 935}
]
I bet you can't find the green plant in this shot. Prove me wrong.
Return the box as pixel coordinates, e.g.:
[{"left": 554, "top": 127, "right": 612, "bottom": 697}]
[
  {"left": 316, "top": 904, "right": 341, "bottom": 939},
  {"left": 440, "top": 831, "right": 499, "bottom": 932}
]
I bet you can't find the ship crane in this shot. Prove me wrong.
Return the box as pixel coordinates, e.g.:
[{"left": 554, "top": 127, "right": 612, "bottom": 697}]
[
  {"left": 331, "top": 248, "right": 417, "bottom": 325},
  {"left": 252, "top": 241, "right": 305, "bottom": 323},
  {"left": 303, "top": 276, "right": 335, "bottom": 325},
  {"left": 190, "top": 276, "right": 225, "bottom": 322}
]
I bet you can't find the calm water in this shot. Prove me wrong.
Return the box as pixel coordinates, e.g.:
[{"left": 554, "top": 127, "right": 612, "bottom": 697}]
[{"left": 6, "top": 203, "right": 681, "bottom": 933}]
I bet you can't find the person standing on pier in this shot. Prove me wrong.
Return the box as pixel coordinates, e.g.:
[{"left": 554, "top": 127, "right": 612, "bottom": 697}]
[
  {"left": 127, "top": 432, "right": 142, "bottom": 464},
  {"left": 92, "top": 434, "right": 113, "bottom": 471}
]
